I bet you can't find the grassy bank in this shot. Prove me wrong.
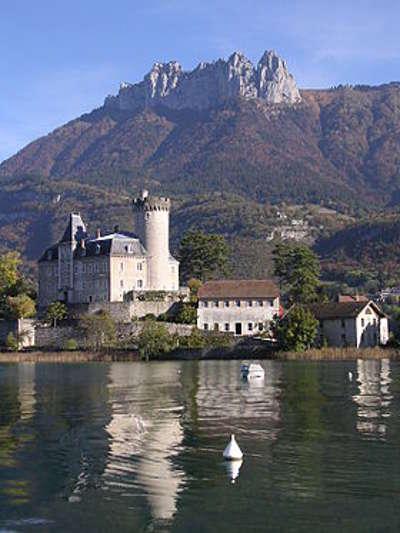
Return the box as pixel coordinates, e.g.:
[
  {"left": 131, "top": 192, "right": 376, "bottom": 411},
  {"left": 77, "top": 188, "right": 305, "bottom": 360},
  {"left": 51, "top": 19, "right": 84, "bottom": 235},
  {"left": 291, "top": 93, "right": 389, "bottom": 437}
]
[{"left": 278, "top": 347, "right": 400, "bottom": 361}]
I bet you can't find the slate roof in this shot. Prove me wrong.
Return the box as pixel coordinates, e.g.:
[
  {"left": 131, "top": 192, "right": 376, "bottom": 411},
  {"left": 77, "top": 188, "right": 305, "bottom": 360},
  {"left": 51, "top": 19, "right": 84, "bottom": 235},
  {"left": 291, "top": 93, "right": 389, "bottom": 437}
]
[
  {"left": 39, "top": 232, "right": 147, "bottom": 262},
  {"left": 305, "top": 301, "right": 386, "bottom": 320},
  {"left": 198, "top": 279, "right": 279, "bottom": 299}
]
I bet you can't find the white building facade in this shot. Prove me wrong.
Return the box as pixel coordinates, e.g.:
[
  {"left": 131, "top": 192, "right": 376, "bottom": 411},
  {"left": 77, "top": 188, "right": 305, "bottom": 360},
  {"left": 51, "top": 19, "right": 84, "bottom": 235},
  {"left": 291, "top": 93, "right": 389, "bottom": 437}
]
[
  {"left": 197, "top": 280, "right": 280, "bottom": 336},
  {"left": 307, "top": 301, "right": 389, "bottom": 348},
  {"left": 38, "top": 191, "right": 179, "bottom": 308}
]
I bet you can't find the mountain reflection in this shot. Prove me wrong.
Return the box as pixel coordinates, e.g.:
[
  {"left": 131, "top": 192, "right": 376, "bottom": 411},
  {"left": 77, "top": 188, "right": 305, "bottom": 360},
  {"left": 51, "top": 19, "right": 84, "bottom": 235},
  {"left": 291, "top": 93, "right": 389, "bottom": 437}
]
[{"left": 352, "top": 359, "right": 392, "bottom": 439}]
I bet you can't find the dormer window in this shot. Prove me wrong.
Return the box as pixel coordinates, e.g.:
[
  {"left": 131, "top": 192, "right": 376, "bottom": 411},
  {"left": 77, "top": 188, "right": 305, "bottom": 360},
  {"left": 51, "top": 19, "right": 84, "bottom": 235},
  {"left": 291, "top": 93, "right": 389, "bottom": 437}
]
[
  {"left": 95, "top": 244, "right": 101, "bottom": 255},
  {"left": 47, "top": 250, "right": 52, "bottom": 260}
]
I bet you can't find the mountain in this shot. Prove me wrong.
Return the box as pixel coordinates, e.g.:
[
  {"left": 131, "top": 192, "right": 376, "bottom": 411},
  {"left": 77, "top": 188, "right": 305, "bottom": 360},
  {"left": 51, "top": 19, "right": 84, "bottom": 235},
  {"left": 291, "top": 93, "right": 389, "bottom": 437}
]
[
  {"left": 104, "top": 50, "right": 301, "bottom": 111},
  {"left": 2, "top": 49, "right": 400, "bottom": 282}
]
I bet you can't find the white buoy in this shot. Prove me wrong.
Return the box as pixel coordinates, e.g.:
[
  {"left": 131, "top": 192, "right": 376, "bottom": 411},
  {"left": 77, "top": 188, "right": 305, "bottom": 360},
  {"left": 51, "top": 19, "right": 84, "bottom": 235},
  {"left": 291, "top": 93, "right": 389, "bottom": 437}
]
[
  {"left": 348, "top": 371, "right": 353, "bottom": 382},
  {"left": 223, "top": 434, "right": 243, "bottom": 461}
]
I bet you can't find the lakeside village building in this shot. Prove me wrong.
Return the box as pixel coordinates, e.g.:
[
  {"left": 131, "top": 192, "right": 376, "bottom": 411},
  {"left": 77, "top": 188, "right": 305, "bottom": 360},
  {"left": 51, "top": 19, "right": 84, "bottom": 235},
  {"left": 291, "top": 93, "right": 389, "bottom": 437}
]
[
  {"left": 197, "top": 280, "right": 281, "bottom": 336},
  {"left": 38, "top": 191, "right": 182, "bottom": 318}
]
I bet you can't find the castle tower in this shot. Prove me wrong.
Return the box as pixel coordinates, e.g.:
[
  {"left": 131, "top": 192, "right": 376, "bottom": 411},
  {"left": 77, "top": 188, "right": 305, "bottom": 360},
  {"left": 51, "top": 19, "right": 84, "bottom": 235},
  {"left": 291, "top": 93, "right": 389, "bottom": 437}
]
[
  {"left": 58, "top": 213, "right": 86, "bottom": 302},
  {"left": 132, "top": 190, "right": 176, "bottom": 290}
]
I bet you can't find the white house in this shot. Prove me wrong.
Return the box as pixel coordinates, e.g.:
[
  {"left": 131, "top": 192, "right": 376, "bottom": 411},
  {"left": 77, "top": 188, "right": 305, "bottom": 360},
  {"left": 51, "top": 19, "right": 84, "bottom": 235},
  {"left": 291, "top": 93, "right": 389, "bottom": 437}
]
[
  {"left": 306, "top": 301, "right": 389, "bottom": 348},
  {"left": 197, "top": 280, "right": 280, "bottom": 336}
]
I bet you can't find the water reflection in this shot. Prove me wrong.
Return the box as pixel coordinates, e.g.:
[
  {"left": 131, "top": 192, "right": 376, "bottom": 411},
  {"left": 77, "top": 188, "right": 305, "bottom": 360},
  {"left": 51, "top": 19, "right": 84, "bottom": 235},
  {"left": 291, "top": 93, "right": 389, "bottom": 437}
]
[
  {"left": 104, "top": 363, "right": 185, "bottom": 524},
  {"left": 224, "top": 459, "right": 242, "bottom": 484},
  {"left": 352, "top": 359, "right": 392, "bottom": 439},
  {"left": 196, "top": 361, "right": 282, "bottom": 441},
  {"left": 18, "top": 364, "right": 36, "bottom": 420}
]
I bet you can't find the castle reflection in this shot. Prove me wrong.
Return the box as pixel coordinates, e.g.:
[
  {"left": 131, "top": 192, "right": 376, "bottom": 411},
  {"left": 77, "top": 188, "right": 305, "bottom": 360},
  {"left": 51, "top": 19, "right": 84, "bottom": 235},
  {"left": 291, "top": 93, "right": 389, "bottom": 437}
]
[
  {"left": 352, "top": 359, "right": 392, "bottom": 439},
  {"left": 103, "top": 363, "right": 185, "bottom": 523}
]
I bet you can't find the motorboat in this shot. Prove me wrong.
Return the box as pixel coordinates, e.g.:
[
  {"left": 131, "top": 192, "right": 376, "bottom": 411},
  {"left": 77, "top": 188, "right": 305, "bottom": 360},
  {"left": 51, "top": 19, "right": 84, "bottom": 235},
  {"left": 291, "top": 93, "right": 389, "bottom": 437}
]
[{"left": 240, "top": 362, "right": 265, "bottom": 380}]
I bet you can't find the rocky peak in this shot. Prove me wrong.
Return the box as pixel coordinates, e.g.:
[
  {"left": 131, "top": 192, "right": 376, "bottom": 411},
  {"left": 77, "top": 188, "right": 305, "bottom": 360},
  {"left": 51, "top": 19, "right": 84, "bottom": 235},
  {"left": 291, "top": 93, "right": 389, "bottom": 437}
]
[
  {"left": 105, "top": 50, "right": 301, "bottom": 111},
  {"left": 144, "top": 61, "right": 183, "bottom": 100},
  {"left": 257, "top": 50, "right": 301, "bottom": 103}
]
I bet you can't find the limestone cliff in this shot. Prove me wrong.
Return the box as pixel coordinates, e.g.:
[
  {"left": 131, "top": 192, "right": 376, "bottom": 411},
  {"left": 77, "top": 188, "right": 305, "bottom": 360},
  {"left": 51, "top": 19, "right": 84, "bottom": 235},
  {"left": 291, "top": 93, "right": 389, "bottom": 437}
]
[{"left": 105, "top": 50, "right": 301, "bottom": 111}]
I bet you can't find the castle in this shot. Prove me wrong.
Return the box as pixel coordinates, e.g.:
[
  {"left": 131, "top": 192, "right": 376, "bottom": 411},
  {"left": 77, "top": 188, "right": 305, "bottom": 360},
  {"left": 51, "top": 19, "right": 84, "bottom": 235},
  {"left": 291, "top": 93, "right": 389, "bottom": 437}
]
[{"left": 38, "top": 191, "right": 179, "bottom": 308}]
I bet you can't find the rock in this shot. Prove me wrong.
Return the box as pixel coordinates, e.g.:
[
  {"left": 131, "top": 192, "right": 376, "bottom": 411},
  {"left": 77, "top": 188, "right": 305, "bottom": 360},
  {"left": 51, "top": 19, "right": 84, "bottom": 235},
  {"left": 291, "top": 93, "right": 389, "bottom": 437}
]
[
  {"left": 104, "top": 50, "right": 301, "bottom": 111},
  {"left": 257, "top": 50, "right": 301, "bottom": 104}
]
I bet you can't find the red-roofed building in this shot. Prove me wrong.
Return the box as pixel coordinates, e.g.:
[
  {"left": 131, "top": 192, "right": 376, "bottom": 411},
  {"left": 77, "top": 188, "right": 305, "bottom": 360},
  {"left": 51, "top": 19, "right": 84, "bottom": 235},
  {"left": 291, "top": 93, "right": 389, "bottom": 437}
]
[{"left": 197, "top": 279, "right": 280, "bottom": 336}]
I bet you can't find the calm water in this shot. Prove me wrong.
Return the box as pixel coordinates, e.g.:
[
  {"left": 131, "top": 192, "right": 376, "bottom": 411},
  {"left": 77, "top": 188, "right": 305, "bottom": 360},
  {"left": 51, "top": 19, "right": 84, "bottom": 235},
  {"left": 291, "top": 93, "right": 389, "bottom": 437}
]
[{"left": 0, "top": 359, "right": 399, "bottom": 532}]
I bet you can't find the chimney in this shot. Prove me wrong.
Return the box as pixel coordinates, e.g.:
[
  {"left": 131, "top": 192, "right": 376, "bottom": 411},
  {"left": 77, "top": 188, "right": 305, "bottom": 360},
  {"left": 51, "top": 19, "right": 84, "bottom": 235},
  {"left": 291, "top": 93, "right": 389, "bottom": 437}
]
[
  {"left": 114, "top": 224, "right": 120, "bottom": 233},
  {"left": 96, "top": 228, "right": 101, "bottom": 239}
]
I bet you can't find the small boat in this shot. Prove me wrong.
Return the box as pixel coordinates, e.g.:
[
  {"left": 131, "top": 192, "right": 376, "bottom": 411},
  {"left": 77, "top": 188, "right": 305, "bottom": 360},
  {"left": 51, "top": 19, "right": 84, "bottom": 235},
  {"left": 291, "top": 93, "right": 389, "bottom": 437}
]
[{"left": 240, "top": 362, "right": 265, "bottom": 380}]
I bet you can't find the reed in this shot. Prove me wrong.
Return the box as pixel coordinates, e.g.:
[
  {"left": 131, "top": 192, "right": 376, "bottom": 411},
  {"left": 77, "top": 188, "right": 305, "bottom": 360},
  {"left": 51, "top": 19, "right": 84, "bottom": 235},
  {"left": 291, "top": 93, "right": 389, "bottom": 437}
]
[
  {"left": 0, "top": 351, "right": 140, "bottom": 363},
  {"left": 278, "top": 347, "right": 400, "bottom": 361}
]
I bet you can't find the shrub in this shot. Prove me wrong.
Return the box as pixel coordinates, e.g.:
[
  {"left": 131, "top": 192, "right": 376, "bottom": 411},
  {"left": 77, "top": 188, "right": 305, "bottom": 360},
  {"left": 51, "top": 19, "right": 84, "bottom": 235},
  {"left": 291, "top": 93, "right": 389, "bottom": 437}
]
[
  {"left": 79, "top": 310, "right": 116, "bottom": 351},
  {"left": 64, "top": 338, "right": 78, "bottom": 351},
  {"left": 136, "top": 320, "right": 177, "bottom": 360},
  {"left": 6, "top": 332, "right": 19, "bottom": 351}
]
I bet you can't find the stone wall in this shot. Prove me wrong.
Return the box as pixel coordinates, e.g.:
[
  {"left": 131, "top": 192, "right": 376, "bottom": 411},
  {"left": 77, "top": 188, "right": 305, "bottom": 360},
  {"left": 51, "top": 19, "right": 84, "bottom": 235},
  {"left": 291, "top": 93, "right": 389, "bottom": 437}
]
[
  {"left": 35, "top": 322, "right": 193, "bottom": 350},
  {"left": 66, "top": 290, "right": 188, "bottom": 323}
]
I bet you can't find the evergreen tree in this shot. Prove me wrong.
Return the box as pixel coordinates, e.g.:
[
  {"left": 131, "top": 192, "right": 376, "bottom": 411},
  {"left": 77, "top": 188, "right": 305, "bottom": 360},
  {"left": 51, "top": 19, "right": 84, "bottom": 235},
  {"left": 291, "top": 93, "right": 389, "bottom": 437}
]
[
  {"left": 273, "top": 306, "right": 318, "bottom": 352},
  {"left": 179, "top": 231, "right": 230, "bottom": 283},
  {"left": 273, "top": 243, "right": 320, "bottom": 304}
]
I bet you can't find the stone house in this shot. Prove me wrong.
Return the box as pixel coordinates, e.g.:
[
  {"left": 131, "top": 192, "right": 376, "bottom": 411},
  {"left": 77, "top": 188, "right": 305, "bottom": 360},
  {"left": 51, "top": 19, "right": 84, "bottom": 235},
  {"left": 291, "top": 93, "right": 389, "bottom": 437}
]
[
  {"left": 306, "top": 301, "right": 389, "bottom": 348},
  {"left": 38, "top": 191, "right": 180, "bottom": 309},
  {"left": 197, "top": 280, "right": 280, "bottom": 336}
]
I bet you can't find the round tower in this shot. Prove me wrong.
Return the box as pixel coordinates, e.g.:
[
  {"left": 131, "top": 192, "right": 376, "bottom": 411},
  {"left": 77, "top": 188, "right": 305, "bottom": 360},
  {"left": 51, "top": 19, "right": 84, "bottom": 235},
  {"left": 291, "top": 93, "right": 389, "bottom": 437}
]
[{"left": 132, "top": 190, "right": 172, "bottom": 290}]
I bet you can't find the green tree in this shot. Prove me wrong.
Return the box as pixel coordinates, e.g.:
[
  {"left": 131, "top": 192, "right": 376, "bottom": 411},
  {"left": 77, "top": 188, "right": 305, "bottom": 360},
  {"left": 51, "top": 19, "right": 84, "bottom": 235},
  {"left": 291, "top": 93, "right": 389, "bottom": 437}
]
[
  {"left": 0, "top": 252, "right": 21, "bottom": 295},
  {"left": 187, "top": 278, "right": 202, "bottom": 303},
  {"left": 45, "top": 301, "right": 68, "bottom": 327},
  {"left": 136, "top": 320, "right": 176, "bottom": 360},
  {"left": 0, "top": 252, "right": 35, "bottom": 318},
  {"left": 79, "top": 311, "right": 116, "bottom": 351},
  {"left": 179, "top": 231, "right": 230, "bottom": 283},
  {"left": 174, "top": 302, "right": 197, "bottom": 324},
  {"left": 6, "top": 294, "right": 36, "bottom": 319},
  {"left": 5, "top": 332, "right": 19, "bottom": 351},
  {"left": 273, "top": 243, "right": 320, "bottom": 304},
  {"left": 273, "top": 306, "right": 318, "bottom": 352}
]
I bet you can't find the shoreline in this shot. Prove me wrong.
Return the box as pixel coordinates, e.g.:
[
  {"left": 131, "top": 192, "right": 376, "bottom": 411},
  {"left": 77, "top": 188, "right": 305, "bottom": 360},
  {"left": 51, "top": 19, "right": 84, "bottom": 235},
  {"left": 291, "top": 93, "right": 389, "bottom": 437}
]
[{"left": 0, "top": 346, "right": 399, "bottom": 363}]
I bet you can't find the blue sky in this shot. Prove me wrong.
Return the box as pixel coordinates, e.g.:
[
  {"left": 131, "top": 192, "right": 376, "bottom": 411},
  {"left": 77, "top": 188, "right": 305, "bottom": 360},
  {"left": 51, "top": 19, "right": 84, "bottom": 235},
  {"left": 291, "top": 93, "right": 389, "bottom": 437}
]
[{"left": 1, "top": 0, "right": 400, "bottom": 162}]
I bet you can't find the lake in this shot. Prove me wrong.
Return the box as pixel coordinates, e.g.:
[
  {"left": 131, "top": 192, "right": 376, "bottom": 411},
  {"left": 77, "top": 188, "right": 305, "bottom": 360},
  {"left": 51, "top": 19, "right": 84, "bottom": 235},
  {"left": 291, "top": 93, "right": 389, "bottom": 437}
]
[{"left": 0, "top": 359, "right": 399, "bottom": 532}]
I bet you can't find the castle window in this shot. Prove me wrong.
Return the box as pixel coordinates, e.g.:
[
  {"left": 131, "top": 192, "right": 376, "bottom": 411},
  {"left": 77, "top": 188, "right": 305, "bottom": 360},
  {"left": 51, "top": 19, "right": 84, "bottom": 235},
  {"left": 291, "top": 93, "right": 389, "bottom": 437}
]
[
  {"left": 224, "top": 323, "right": 230, "bottom": 332},
  {"left": 137, "top": 262, "right": 143, "bottom": 271},
  {"left": 224, "top": 301, "right": 229, "bottom": 307},
  {"left": 258, "top": 300, "right": 264, "bottom": 307},
  {"left": 204, "top": 323, "right": 209, "bottom": 331},
  {"left": 248, "top": 300, "right": 253, "bottom": 307},
  {"left": 248, "top": 323, "right": 253, "bottom": 331},
  {"left": 120, "top": 280, "right": 124, "bottom": 288},
  {"left": 137, "top": 279, "right": 143, "bottom": 288},
  {"left": 204, "top": 301, "right": 208, "bottom": 308},
  {"left": 214, "top": 300, "right": 219, "bottom": 307},
  {"left": 236, "top": 300, "right": 241, "bottom": 307}
]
